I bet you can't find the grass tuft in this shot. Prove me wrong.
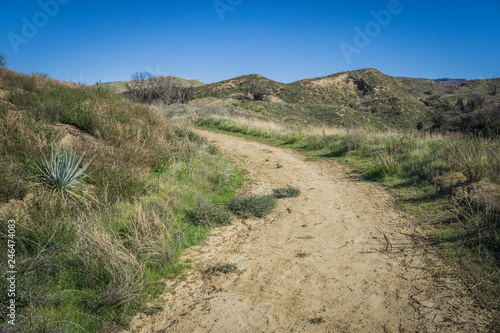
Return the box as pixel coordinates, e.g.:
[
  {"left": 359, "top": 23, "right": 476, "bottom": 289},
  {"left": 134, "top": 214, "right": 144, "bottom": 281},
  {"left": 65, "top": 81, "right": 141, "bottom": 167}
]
[
  {"left": 273, "top": 186, "right": 301, "bottom": 198},
  {"left": 203, "top": 263, "right": 238, "bottom": 276},
  {"left": 227, "top": 195, "right": 277, "bottom": 218},
  {"left": 187, "top": 199, "right": 233, "bottom": 226}
]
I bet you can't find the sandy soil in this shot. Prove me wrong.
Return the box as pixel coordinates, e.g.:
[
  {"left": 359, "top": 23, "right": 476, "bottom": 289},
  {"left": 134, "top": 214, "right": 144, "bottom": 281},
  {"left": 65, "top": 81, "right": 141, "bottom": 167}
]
[{"left": 122, "top": 130, "right": 491, "bottom": 333}]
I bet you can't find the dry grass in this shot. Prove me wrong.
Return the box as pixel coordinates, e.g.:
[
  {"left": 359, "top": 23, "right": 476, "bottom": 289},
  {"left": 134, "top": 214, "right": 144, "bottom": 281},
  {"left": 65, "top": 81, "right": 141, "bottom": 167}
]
[
  {"left": 442, "top": 139, "right": 488, "bottom": 183},
  {"left": 75, "top": 215, "right": 145, "bottom": 313},
  {"left": 126, "top": 204, "right": 174, "bottom": 266}
]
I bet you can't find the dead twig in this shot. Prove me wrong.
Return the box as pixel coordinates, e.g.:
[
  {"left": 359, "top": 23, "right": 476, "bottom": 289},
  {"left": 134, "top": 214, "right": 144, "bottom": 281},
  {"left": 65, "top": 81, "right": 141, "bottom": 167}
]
[{"left": 376, "top": 227, "right": 393, "bottom": 252}]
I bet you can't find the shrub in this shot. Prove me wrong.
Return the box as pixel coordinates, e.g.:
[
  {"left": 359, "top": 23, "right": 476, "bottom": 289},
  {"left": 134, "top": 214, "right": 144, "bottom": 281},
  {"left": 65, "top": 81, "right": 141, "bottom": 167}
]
[
  {"left": 37, "top": 144, "right": 93, "bottom": 202},
  {"left": 187, "top": 199, "right": 233, "bottom": 226},
  {"left": 227, "top": 195, "right": 277, "bottom": 218},
  {"left": 273, "top": 186, "right": 301, "bottom": 198}
]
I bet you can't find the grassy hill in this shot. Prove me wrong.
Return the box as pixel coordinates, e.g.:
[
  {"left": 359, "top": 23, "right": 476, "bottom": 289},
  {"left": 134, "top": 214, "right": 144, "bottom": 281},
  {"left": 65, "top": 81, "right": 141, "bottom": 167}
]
[
  {"left": 182, "top": 69, "right": 499, "bottom": 133},
  {"left": 0, "top": 69, "right": 238, "bottom": 332},
  {"left": 98, "top": 75, "right": 204, "bottom": 94}
]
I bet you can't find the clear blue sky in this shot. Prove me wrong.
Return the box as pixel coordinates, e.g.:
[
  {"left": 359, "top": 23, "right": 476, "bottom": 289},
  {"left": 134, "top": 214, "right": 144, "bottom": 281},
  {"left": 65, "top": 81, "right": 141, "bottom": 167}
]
[{"left": 1, "top": 0, "right": 499, "bottom": 84}]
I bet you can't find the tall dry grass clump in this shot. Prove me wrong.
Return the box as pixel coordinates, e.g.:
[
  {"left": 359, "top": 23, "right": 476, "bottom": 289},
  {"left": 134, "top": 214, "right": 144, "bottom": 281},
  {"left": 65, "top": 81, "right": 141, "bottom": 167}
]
[
  {"left": 125, "top": 205, "right": 174, "bottom": 266},
  {"left": 442, "top": 139, "right": 488, "bottom": 183},
  {"left": 75, "top": 215, "right": 145, "bottom": 313}
]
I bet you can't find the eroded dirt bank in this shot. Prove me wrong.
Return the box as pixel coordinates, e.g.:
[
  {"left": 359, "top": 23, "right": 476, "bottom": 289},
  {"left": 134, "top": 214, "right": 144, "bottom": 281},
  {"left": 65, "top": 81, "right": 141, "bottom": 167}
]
[{"left": 122, "top": 130, "right": 491, "bottom": 333}]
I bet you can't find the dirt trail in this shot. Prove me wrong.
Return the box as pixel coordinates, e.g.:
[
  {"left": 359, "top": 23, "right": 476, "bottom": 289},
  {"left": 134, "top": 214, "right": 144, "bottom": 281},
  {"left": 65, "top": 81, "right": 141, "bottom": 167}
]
[{"left": 124, "top": 130, "right": 490, "bottom": 333}]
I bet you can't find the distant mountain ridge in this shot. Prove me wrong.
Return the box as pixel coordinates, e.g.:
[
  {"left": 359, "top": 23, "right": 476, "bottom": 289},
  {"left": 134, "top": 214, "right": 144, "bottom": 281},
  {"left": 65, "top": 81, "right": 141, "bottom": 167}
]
[
  {"left": 431, "top": 78, "right": 468, "bottom": 85},
  {"left": 396, "top": 77, "right": 468, "bottom": 85}
]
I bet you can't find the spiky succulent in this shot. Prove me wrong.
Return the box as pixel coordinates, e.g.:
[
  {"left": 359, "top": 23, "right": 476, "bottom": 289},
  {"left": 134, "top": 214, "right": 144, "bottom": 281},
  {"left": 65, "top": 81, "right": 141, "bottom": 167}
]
[
  {"left": 38, "top": 145, "right": 93, "bottom": 201},
  {"left": 0, "top": 54, "right": 7, "bottom": 68}
]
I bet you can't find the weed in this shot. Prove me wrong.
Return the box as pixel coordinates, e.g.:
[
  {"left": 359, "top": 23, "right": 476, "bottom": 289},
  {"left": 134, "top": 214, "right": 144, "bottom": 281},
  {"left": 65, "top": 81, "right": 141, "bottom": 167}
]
[
  {"left": 227, "top": 195, "right": 277, "bottom": 218},
  {"left": 297, "top": 235, "right": 314, "bottom": 240},
  {"left": 273, "top": 186, "right": 301, "bottom": 198},
  {"left": 143, "top": 305, "right": 164, "bottom": 316},
  {"left": 276, "top": 162, "right": 283, "bottom": 169},
  {"left": 310, "top": 317, "right": 326, "bottom": 324},
  {"left": 296, "top": 252, "right": 310, "bottom": 258},
  {"left": 204, "top": 263, "right": 237, "bottom": 276}
]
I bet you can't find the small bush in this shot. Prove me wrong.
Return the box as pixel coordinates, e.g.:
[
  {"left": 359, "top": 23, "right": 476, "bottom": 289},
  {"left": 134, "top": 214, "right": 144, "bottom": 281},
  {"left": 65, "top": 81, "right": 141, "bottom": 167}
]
[
  {"left": 187, "top": 199, "right": 233, "bottom": 226},
  {"left": 227, "top": 195, "right": 277, "bottom": 218},
  {"left": 273, "top": 186, "right": 301, "bottom": 198}
]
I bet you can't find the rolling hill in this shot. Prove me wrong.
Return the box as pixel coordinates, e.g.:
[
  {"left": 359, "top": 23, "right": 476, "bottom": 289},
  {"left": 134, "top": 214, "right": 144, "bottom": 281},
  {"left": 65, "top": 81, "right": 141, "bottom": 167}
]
[
  {"left": 99, "top": 75, "right": 204, "bottom": 94},
  {"left": 106, "top": 69, "right": 499, "bottom": 133},
  {"left": 185, "top": 69, "right": 499, "bottom": 132}
]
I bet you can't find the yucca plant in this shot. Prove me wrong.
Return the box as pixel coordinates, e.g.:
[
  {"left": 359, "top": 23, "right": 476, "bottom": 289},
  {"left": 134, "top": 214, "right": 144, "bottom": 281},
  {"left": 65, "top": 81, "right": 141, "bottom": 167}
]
[
  {"left": 0, "top": 53, "right": 7, "bottom": 68},
  {"left": 38, "top": 144, "right": 93, "bottom": 202}
]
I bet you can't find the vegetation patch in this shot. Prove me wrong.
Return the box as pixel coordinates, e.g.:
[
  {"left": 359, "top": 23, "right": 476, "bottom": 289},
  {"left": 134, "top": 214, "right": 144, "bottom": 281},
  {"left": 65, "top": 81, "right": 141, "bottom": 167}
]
[
  {"left": 273, "top": 186, "right": 301, "bottom": 198},
  {"left": 187, "top": 199, "right": 233, "bottom": 226},
  {"left": 227, "top": 195, "right": 277, "bottom": 218},
  {"left": 203, "top": 263, "right": 238, "bottom": 276},
  {"left": 310, "top": 317, "right": 326, "bottom": 324}
]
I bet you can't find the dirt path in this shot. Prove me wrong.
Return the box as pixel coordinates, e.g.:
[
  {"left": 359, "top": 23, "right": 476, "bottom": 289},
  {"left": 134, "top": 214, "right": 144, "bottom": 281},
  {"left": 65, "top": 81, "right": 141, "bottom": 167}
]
[{"left": 123, "top": 130, "right": 490, "bottom": 333}]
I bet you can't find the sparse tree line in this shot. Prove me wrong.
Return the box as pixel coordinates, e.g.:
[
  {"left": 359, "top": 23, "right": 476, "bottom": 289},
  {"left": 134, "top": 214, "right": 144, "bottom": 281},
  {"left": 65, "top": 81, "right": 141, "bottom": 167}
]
[{"left": 124, "top": 71, "right": 196, "bottom": 104}]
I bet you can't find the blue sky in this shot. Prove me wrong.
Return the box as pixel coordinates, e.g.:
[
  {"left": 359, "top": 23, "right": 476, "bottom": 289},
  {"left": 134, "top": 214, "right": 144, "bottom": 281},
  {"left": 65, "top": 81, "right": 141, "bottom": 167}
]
[{"left": 1, "top": 0, "right": 499, "bottom": 84}]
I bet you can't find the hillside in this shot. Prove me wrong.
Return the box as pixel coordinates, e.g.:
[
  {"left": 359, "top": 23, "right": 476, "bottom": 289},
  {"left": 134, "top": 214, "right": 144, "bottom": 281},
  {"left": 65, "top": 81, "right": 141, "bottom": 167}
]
[
  {"left": 99, "top": 75, "right": 204, "bottom": 94},
  {"left": 0, "top": 69, "right": 238, "bottom": 332},
  {"left": 182, "top": 69, "right": 499, "bottom": 133}
]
